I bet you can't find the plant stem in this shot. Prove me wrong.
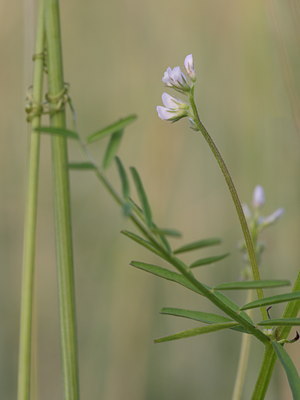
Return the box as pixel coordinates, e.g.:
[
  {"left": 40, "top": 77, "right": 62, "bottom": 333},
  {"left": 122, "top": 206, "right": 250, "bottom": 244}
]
[
  {"left": 45, "top": 1, "right": 80, "bottom": 399},
  {"left": 232, "top": 290, "right": 255, "bottom": 400},
  {"left": 251, "top": 271, "right": 300, "bottom": 399},
  {"left": 189, "top": 92, "right": 268, "bottom": 321},
  {"left": 75, "top": 137, "right": 268, "bottom": 343},
  {"left": 18, "top": 1, "right": 45, "bottom": 399}
]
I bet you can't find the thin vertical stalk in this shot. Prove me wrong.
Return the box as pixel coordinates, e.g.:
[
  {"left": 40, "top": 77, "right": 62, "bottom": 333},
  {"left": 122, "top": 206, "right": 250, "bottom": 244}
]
[
  {"left": 44, "top": 1, "right": 79, "bottom": 399},
  {"left": 251, "top": 271, "right": 300, "bottom": 399},
  {"left": 18, "top": 1, "right": 45, "bottom": 399},
  {"left": 232, "top": 291, "right": 255, "bottom": 400},
  {"left": 189, "top": 92, "right": 268, "bottom": 321}
]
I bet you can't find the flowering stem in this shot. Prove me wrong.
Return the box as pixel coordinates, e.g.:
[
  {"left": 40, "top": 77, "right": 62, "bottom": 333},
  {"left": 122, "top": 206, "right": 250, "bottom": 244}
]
[
  {"left": 45, "top": 1, "right": 80, "bottom": 399},
  {"left": 189, "top": 90, "right": 268, "bottom": 321},
  {"left": 18, "top": 2, "right": 45, "bottom": 399}
]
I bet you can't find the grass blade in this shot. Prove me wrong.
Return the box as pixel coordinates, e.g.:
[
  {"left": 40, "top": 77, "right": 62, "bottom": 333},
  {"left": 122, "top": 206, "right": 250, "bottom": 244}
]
[
  {"left": 68, "top": 162, "right": 96, "bottom": 170},
  {"left": 258, "top": 318, "right": 300, "bottom": 326},
  {"left": 272, "top": 342, "right": 300, "bottom": 399},
  {"left": 130, "top": 167, "right": 152, "bottom": 227},
  {"left": 215, "top": 280, "right": 291, "bottom": 291},
  {"left": 87, "top": 114, "right": 137, "bottom": 143},
  {"left": 35, "top": 126, "right": 79, "bottom": 139},
  {"left": 102, "top": 130, "right": 123, "bottom": 169},
  {"left": 241, "top": 292, "right": 300, "bottom": 311},
  {"left": 190, "top": 253, "right": 229, "bottom": 268},
  {"left": 154, "top": 322, "right": 238, "bottom": 343},
  {"left": 173, "top": 238, "right": 221, "bottom": 254},
  {"left": 115, "top": 157, "right": 130, "bottom": 199}
]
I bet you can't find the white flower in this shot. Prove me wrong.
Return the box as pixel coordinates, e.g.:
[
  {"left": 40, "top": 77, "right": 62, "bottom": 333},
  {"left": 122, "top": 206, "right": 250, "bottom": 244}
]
[
  {"left": 184, "top": 54, "right": 196, "bottom": 81},
  {"left": 253, "top": 185, "right": 265, "bottom": 208},
  {"left": 162, "top": 66, "right": 190, "bottom": 92},
  {"left": 260, "top": 208, "right": 284, "bottom": 227},
  {"left": 156, "top": 92, "right": 189, "bottom": 121}
]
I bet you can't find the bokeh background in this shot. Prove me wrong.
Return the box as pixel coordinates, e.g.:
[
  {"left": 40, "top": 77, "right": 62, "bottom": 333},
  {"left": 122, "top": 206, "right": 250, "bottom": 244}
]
[{"left": 1, "top": 0, "right": 300, "bottom": 399}]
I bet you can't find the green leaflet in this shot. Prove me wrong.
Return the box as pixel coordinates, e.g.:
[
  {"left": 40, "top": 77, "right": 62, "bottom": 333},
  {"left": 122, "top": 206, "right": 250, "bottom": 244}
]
[
  {"left": 102, "top": 130, "right": 124, "bottom": 169},
  {"left": 130, "top": 261, "right": 253, "bottom": 326},
  {"left": 174, "top": 238, "right": 221, "bottom": 254},
  {"left": 130, "top": 261, "right": 201, "bottom": 293},
  {"left": 160, "top": 307, "right": 232, "bottom": 323},
  {"left": 215, "top": 280, "right": 290, "bottom": 291},
  {"left": 272, "top": 341, "right": 300, "bottom": 400},
  {"left": 190, "top": 253, "right": 229, "bottom": 268},
  {"left": 130, "top": 167, "right": 152, "bottom": 228},
  {"left": 68, "top": 162, "right": 96, "bottom": 170},
  {"left": 258, "top": 318, "right": 300, "bottom": 326},
  {"left": 241, "top": 291, "right": 300, "bottom": 310},
  {"left": 35, "top": 126, "right": 79, "bottom": 139},
  {"left": 121, "top": 231, "right": 164, "bottom": 259},
  {"left": 151, "top": 228, "right": 182, "bottom": 238},
  {"left": 161, "top": 307, "right": 247, "bottom": 334},
  {"left": 154, "top": 322, "right": 238, "bottom": 343},
  {"left": 115, "top": 157, "right": 130, "bottom": 199},
  {"left": 87, "top": 114, "right": 137, "bottom": 143}
]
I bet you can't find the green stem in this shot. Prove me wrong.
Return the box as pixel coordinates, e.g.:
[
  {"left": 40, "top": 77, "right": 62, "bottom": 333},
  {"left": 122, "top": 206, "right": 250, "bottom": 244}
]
[
  {"left": 76, "top": 138, "right": 268, "bottom": 344},
  {"left": 251, "top": 271, "right": 300, "bottom": 399},
  {"left": 18, "top": 2, "right": 45, "bottom": 399},
  {"left": 232, "top": 291, "right": 255, "bottom": 400},
  {"left": 189, "top": 92, "right": 268, "bottom": 321},
  {"left": 45, "top": 1, "right": 79, "bottom": 399}
]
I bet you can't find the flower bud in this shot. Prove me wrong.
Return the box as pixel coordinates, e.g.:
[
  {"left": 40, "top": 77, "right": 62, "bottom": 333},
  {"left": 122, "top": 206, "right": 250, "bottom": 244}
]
[
  {"left": 184, "top": 54, "right": 196, "bottom": 81},
  {"left": 253, "top": 185, "right": 265, "bottom": 208}
]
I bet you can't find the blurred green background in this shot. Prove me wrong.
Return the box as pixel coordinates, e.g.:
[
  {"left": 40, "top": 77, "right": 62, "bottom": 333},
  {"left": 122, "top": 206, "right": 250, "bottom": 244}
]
[{"left": 1, "top": 0, "right": 300, "bottom": 398}]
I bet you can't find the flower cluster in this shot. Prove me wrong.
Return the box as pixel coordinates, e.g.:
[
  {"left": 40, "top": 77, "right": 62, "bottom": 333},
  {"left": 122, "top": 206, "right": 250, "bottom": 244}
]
[
  {"left": 156, "top": 54, "right": 196, "bottom": 122},
  {"left": 240, "top": 185, "right": 284, "bottom": 276},
  {"left": 242, "top": 185, "right": 284, "bottom": 231}
]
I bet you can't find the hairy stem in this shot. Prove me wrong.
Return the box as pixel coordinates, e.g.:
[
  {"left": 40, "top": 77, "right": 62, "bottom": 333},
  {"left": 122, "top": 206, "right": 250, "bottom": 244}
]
[
  {"left": 18, "top": 2, "right": 45, "bottom": 399},
  {"left": 45, "top": 1, "right": 80, "bottom": 399},
  {"left": 189, "top": 91, "right": 268, "bottom": 321}
]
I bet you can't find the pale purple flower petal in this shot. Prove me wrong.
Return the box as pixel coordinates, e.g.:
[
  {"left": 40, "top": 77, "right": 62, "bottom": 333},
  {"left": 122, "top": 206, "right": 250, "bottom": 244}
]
[
  {"left": 162, "top": 66, "right": 189, "bottom": 91},
  {"left": 253, "top": 185, "right": 265, "bottom": 208},
  {"left": 162, "top": 92, "right": 185, "bottom": 108},
  {"left": 156, "top": 106, "right": 175, "bottom": 120},
  {"left": 184, "top": 54, "right": 196, "bottom": 80},
  {"left": 261, "top": 208, "right": 284, "bottom": 226}
]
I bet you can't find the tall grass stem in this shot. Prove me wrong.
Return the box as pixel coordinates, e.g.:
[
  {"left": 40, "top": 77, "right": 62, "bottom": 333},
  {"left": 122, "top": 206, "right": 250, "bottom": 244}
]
[
  {"left": 18, "top": 1, "right": 45, "bottom": 399},
  {"left": 45, "top": 0, "right": 80, "bottom": 398}
]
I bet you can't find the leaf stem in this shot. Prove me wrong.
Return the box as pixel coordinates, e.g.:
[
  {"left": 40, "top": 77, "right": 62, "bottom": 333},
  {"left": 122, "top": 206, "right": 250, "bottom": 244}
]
[
  {"left": 45, "top": 1, "right": 80, "bottom": 399},
  {"left": 18, "top": 2, "right": 45, "bottom": 399},
  {"left": 189, "top": 91, "right": 268, "bottom": 321}
]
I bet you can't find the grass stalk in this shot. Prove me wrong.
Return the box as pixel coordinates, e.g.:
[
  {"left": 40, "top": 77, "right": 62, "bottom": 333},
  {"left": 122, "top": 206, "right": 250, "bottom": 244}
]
[
  {"left": 232, "top": 291, "right": 255, "bottom": 400},
  {"left": 251, "top": 271, "right": 300, "bottom": 399},
  {"left": 45, "top": 1, "right": 80, "bottom": 399},
  {"left": 18, "top": 1, "right": 45, "bottom": 399}
]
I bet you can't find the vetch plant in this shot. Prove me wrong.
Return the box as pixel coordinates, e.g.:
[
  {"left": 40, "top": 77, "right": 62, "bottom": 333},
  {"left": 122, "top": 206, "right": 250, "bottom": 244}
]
[{"left": 19, "top": 4, "right": 299, "bottom": 399}]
